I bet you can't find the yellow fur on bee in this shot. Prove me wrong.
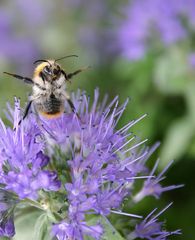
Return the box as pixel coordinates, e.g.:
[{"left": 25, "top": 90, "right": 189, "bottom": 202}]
[
  {"left": 33, "top": 62, "right": 48, "bottom": 78},
  {"left": 39, "top": 111, "right": 63, "bottom": 119}
]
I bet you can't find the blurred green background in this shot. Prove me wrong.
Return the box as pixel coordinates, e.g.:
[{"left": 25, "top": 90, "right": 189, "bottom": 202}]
[{"left": 0, "top": 0, "right": 194, "bottom": 238}]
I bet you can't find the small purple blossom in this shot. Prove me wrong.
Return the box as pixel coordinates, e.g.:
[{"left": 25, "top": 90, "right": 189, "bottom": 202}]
[
  {"left": 117, "top": 0, "right": 195, "bottom": 60},
  {"left": 0, "top": 89, "right": 182, "bottom": 239},
  {"left": 52, "top": 220, "right": 103, "bottom": 240},
  {"left": 133, "top": 159, "right": 184, "bottom": 202},
  {"left": 132, "top": 203, "right": 181, "bottom": 240}
]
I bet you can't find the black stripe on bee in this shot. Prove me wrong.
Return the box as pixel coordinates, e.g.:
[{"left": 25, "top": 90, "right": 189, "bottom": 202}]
[{"left": 43, "top": 94, "right": 62, "bottom": 114}]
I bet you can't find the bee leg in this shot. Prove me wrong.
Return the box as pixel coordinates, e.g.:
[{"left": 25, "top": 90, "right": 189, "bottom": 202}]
[
  {"left": 66, "top": 66, "right": 91, "bottom": 80},
  {"left": 3, "top": 72, "right": 33, "bottom": 84},
  {"left": 61, "top": 70, "right": 71, "bottom": 83},
  {"left": 66, "top": 99, "right": 75, "bottom": 113},
  {"left": 18, "top": 101, "right": 33, "bottom": 126},
  {"left": 66, "top": 98, "right": 81, "bottom": 120}
]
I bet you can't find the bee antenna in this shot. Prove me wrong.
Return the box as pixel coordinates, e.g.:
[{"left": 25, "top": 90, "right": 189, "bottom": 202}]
[
  {"left": 55, "top": 55, "right": 78, "bottom": 62},
  {"left": 33, "top": 59, "right": 51, "bottom": 66}
]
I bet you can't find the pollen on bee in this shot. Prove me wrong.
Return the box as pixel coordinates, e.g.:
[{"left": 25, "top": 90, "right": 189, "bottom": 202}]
[{"left": 39, "top": 111, "right": 64, "bottom": 119}]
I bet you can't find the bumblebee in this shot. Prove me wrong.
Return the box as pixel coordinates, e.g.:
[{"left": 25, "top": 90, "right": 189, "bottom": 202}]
[{"left": 4, "top": 55, "right": 88, "bottom": 122}]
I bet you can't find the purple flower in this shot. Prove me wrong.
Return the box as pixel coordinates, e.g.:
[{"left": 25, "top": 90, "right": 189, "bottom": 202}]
[
  {"left": 0, "top": 99, "right": 61, "bottom": 200},
  {"left": 117, "top": 0, "right": 195, "bottom": 60},
  {"left": 133, "top": 159, "right": 184, "bottom": 202},
  {"left": 63, "top": 1, "right": 114, "bottom": 64},
  {"left": 38, "top": 89, "right": 181, "bottom": 239},
  {"left": 53, "top": 220, "right": 103, "bottom": 240},
  {"left": 0, "top": 89, "right": 182, "bottom": 239},
  {"left": 14, "top": 0, "right": 49, "bottom": 25},
  {"left": 0, "top": 9, "right": 39, "bottom": 69},
  {"left": 133, "top": 203, "right": 181, "bottom": 239}
]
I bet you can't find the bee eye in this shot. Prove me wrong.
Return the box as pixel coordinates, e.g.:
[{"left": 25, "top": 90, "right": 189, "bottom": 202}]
[
  {"left": 53, "top": 68, "right": 60, "bottom": 75},
  {"left": 44, "top": 66, "right": 51, "bottom": 74}
]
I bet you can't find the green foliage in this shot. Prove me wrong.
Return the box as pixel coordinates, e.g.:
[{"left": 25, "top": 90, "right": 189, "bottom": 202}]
[
  {"left": 159, "top": 116, "right": 193, "bottom": 167},
  {"left": 86, "top": 216, "right": 125, "bottom": 240},
  {"left": 33, "top": 214, "right": 51, "bottom": 240},
  {"left": 12, "top": 206, "right": 125, "bottom": 240},
  {"left": 154, "top": 46, "right": 189, "bottom": 94},
  {"left": 13, "top": 208, "right": 43, "bottom": 240}
]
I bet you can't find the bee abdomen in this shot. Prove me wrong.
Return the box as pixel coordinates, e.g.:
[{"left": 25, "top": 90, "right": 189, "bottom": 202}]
[{"left": 43, "top": 94, "right": 62, "bottom": 114}]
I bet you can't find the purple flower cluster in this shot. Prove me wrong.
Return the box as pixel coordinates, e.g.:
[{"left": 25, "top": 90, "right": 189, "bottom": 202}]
[
  {"left": 0, "top": 90, "right": 182, "bottom": 239},
  {"left": 118, "top": 0, "right": 195, "bottom": 60},
  {"left": 0, "top": 8, "right": 39, "bottom": 69},
  {"left": 0, "top": 0, "right": 52, "bottom": 70},
  {"left": 0, "top": 99, "right": 61, "bottom": 200},
  {"left": 63, "top": 0, "right": 114, "bottom": 64}
]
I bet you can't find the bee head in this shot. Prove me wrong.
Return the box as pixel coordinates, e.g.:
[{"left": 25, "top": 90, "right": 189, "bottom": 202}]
[
  {"left": 34, "top": 60, "right": 61, "bottom": 81},
  {"left": 43, "top": 62, "right": 61, "bottom": 80},
  {"left": 33, "top": 55, "right": 78, "bottom": 82}
]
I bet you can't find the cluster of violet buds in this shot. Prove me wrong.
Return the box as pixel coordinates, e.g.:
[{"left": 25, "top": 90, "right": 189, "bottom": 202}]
[
  {"left": 118, "top": 0, "right": 195, "bottom": 60},
  {"left": 0, "top": 89, "right": 182, "bottom": 239}
]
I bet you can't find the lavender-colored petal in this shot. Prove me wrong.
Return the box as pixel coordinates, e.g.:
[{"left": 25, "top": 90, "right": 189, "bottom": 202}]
[
  {"left": 0, "top": 217, "right": 15, "bottom": 238},
  {"left": 52, "top": 221, "right": 103, "bottom": 240},
  {"left": 134, "top": 203, "right": 182, "bottom": 239},
  {"left": 133, "top": 160, "right": 184, "bottom": 202}
]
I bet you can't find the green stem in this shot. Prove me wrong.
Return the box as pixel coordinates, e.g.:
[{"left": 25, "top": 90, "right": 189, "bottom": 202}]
[
  {"left": 17, "top": 198, "right": 65, "bottom": 223},
  {"left": 20, "top": 199, "right": 45, "bottom": 211}
]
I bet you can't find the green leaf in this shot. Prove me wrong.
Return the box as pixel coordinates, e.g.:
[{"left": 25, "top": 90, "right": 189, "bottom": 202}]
[
  {"left": 184, "top": 81, "right": 195, "bottom": 124},
  {"left": 85, "top": 216, "right": 125, "bottom": 240},
  {"left": 33, "top": 213, "right": 52, "bottom": 240},
  {"left": 13, "top": 208, "right": 42, "bottom": 240},
  {"left": 159, "top": 116, "right": 193, "bottom": 168},
  {"left": 154, "top": 47, "right": 188, "bottom": 94}
]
